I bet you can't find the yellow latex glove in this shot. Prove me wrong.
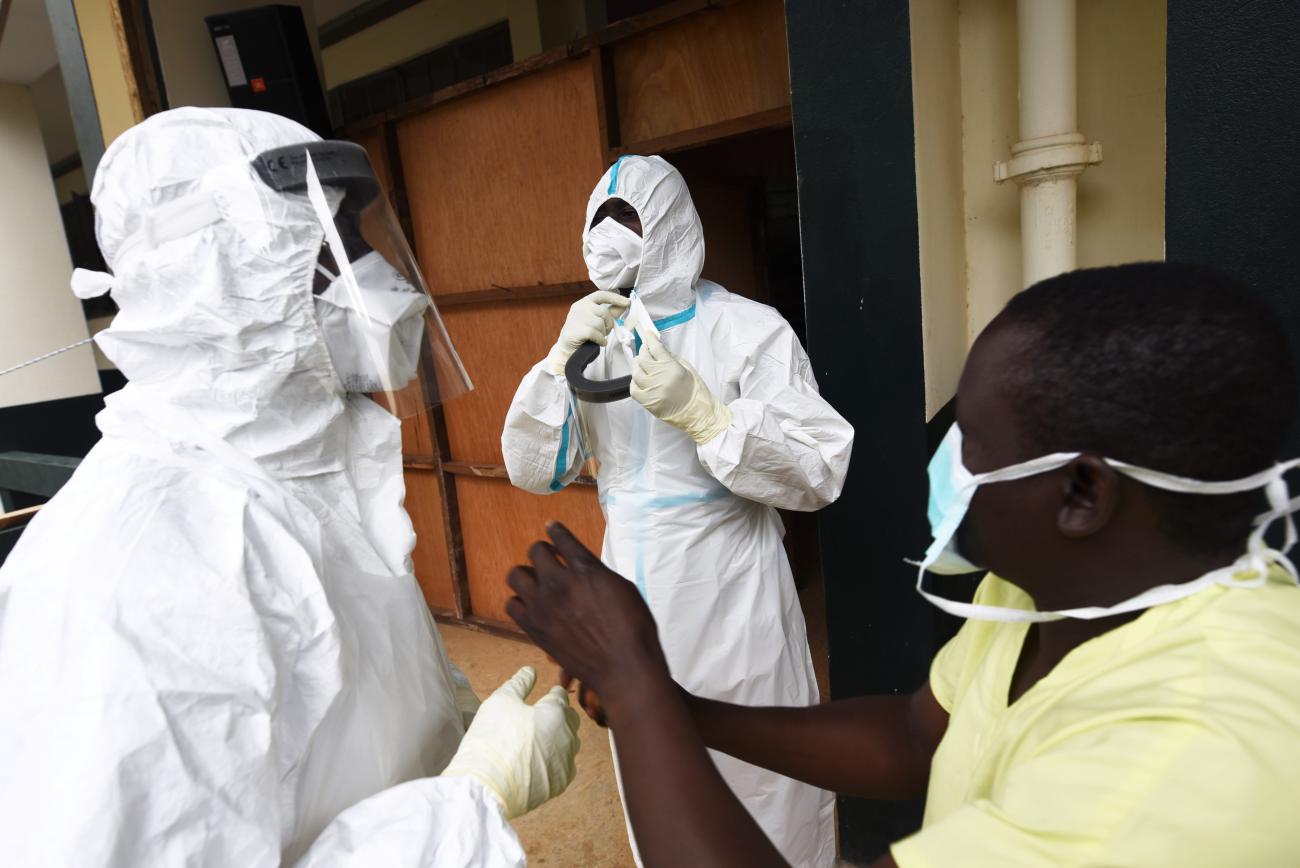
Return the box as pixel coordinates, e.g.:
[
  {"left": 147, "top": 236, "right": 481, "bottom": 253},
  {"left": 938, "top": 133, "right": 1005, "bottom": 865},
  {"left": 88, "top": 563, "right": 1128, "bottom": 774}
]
[
  {"left": 630, "top": 330, "right": 732, "bottom": 444},
  {"left": 441, "top": 666, "right": 581, "bottom": 820},
  {"left": 546, "top": 290, "right": 631, "bottom": 375}
]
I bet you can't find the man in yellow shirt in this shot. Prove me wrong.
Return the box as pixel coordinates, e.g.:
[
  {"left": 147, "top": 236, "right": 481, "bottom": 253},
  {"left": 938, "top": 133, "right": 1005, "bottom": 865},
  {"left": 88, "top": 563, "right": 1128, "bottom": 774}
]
[{"left": 505, "top": 261, "right": 1300, "bottom": 867}]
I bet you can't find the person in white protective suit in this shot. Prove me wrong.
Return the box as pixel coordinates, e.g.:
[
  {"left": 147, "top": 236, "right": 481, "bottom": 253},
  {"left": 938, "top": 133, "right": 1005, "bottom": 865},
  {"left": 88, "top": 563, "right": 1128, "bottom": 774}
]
[
  {"left": 502, "top": 155, "right": 854, "bottom": 867},
  {"left": 0, "top": 107, "right": 579, "bottom": 867}
]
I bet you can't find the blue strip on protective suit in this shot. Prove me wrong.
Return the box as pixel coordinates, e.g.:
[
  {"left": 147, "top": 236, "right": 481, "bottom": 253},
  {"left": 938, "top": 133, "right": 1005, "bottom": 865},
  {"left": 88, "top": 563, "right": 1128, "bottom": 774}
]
[
  {"left": 607, "top": 155, "right": 638, "bottom": 195},
  {"left": 617, "top": 303, "right": 698, "bottom": 355},
  {"left": 599, "top": 486, "right": 730, "bottom": 509},
  {"left": 549, "top": 405, "right": 573, "bottom": 492},
  {"left": 601, "top": 486, "right": 731, "bottom": 598}
]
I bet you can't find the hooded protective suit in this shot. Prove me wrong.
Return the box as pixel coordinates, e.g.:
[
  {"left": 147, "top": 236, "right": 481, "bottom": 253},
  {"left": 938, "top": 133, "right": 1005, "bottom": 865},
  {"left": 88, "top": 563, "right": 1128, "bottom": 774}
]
[
  {"left": 0, "top": 108, "right": 524, "bottom": 866},
  {"left": 502, "top": 156, "right": 852, "bottom": 867}
]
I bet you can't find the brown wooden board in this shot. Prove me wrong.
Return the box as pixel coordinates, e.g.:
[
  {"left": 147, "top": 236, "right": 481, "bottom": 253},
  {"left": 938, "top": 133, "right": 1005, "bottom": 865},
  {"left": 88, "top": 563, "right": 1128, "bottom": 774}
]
[
  {"left": 612, "top": 0, "right": 790, "bottom": 145},
  {"left": 455, "top": 475, "right": 605, "bottom": 624},
  {"left": 435, "top": 280, "right": 595, "bottom": 308},
  {"left": 394, "top": 59, "right": 607, "bottom": 297},
  {"left": 350, "top": 128, "right": 394, "bottom": 200},
  {"left": 438, "top": 296, "right": 579, "bottom": 465},
  {"left": 397, "top": 403, "right": 437, "bottom": 456},
  {"left": 613, "top": 105, "right": 791, "bottom": 159},
  {"left": 0, "top": 506, "right": 40, "bottom": 531},
  {"left": 405, "top": 467, "right": 456, "bottom": 611},
  {"left": 336, "top": 0, "right": 744, "bottom": 139},
  {"left": 113, "top": 0, "right": 165, "bottom": 120}
]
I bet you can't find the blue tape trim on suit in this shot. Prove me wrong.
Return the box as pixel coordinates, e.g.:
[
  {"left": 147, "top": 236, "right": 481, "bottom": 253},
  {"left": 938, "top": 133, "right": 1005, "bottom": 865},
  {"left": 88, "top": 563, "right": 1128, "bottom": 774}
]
[
  {"left": 653, "top": 304, "right": 696, "bottom": 331},
  {"left": 599, "top": 486, "right": 730, "bottom": 509},
  {"left": 616, "top": 303, "right": 697, "bottom": 357},
  {"left": 608, "top": 155, "right": 635, "bottom": 195},
  {"left": 549, "top": 407, "right": 573, "bottom": 492}
]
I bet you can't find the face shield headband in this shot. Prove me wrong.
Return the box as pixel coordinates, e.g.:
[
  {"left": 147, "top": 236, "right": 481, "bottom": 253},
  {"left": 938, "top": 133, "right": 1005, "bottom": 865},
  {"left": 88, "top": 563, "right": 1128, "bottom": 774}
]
[{"left": 260, "top": 141, "right": 472, "bottom": 416}]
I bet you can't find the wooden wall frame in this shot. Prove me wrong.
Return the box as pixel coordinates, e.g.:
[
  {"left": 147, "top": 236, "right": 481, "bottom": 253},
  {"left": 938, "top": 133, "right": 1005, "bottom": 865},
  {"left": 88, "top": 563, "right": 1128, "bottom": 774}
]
[
  {"left": 339, "top": 0, "right": 747, "bottom": 140},
  {"left": 380, "top": 120, "right": 475, "bottom": 620},
  {"left": 111, "top": 0, "right": 167, "bottom": 121},
  {"left": 356, "top": 0, "right": 790, "bottom": 632}
]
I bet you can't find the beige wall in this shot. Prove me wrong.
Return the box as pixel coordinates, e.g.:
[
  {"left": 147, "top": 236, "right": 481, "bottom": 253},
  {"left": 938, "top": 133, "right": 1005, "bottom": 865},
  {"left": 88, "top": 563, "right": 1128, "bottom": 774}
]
[
  {"left": 1076, "top": 0, "right": 1166, "bottom": 270},
  {"left": 910, "top": 0, "right": 1166, "bottom": 417},
  {"left": 29, "top": 66, "right": 78, "bottom": 163},
  {"left": 0, "top": 84, "right": 100, "bottom": 408},
  {"left": 321, "top": 0, "right": 545, "bottom": 88},
  {"left": 149, "top": 0, "right": 323, "bottom": 110},
  {"left": 910, "top": 0, "right": 970, "bottom": 420}
]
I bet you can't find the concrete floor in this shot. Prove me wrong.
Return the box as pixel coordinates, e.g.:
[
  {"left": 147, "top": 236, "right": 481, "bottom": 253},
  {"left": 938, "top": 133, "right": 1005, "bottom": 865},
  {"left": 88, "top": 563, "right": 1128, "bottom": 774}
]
[{"left": 440, "top": 623, "right": 636, "bottom": 867}]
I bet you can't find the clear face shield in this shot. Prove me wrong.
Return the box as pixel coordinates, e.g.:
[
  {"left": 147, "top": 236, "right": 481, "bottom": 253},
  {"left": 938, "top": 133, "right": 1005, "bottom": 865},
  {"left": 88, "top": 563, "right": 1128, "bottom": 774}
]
[{"left": 252, "top": 140, "right": 472, "bottom": 416}]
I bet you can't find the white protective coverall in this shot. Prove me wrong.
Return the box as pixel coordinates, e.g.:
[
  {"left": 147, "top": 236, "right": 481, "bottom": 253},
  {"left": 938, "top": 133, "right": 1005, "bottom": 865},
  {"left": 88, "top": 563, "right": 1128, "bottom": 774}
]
[
  {"left": 0, "top": 108, "right": 524, "bottom": 866},
  {"left": 502, "top": 156, "right": 852, "bottom": 867}
]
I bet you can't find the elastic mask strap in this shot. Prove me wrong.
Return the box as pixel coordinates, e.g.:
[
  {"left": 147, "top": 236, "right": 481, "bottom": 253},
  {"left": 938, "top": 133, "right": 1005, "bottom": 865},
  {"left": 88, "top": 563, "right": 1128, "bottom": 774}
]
[
  {"left": 915, "top": 552, "right": 1283, "bottom": 624},
  {"left": 1110, "top": 458, "right": 1299, "bottom": 495},
  {"left": 1263, "top": 474, "right": 1298, "bottom": 554},
  {"left": 913, "top": 561, "right": 1060, "bottom": 622},
  {"left": 1119, "top": 457, "right": 1300, "bottom": 560}
]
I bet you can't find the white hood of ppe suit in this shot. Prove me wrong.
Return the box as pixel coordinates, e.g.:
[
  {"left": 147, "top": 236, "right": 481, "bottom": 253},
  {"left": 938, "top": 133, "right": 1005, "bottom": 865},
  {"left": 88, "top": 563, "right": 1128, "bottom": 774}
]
[
  {"left": 93, "top": 107, "right": 351, "bottom": 489},
  {"left": 506, "top": 154, "right": 851, "bottom": 867},
  {"left": 583, "top": 155, "right": 704, "bottom": 319},
  {"left": 0, "top": 108, "right": 511, "bottom": 866}
]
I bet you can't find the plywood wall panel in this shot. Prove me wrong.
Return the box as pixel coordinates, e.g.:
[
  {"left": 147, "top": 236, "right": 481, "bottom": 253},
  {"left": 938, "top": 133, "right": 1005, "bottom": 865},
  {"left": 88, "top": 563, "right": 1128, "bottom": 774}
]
[
  {"left": 398, "top": 404, "right": 438, "bottom": 456},
  {"left": 438, "top": 295, "right": 578, "bottom": 465},
  {"left": 351, "top": 127, "right": 394, "bottom": 200},
  {"left": 395, "top": 59, "right": 606, "bottom": 296},
  {"left": 405, "top": 467, "right": 456, "bottom": 611},
  {"left": 456, "top": 476, "right": 606, "bottom": 624},
  {"left": 613, "top": 0, "right": 790, "bottom": 146}
]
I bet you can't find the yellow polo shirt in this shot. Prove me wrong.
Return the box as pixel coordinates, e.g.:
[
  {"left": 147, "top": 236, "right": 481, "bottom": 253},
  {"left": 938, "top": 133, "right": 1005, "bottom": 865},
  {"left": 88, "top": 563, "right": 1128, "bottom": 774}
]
[{"left": 891, "top": 568, "right": 1300, "bottom": 867}]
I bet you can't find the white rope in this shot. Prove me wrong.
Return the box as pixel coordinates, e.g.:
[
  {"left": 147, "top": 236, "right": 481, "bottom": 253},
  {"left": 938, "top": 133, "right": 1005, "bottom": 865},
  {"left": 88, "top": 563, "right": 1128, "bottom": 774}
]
[{"left": 0, "top": 337, "right": 95, "bottom": 378}]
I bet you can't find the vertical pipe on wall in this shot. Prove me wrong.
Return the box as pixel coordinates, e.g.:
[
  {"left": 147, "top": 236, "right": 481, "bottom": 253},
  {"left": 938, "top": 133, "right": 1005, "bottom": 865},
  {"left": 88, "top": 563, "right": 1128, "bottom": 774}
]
[
  {"left": 1018, "top": 0, "right": 1077, "bottom": 141},
  {"left": 1018, "top": 158, "right": 1080, "bottom": 286},
  {"left": 995, "top": 0, "right": 1101, "bottom": 287}
]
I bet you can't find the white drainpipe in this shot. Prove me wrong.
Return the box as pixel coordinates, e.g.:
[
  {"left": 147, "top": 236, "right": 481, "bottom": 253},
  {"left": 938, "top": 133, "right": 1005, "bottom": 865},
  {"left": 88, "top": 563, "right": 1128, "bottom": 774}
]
[{"left": 995, "top": 0, "right": 1102, "bottom": 287}]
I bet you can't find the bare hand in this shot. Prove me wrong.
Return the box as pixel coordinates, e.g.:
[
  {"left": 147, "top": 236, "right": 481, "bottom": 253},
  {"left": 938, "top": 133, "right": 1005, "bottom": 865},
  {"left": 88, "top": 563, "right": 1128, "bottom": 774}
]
[
  {"left": 561, "top": 670, "right": 608, "bottom": 727},
  {"left": 506, "top": 522, "right": 670, "bottom": 717}
]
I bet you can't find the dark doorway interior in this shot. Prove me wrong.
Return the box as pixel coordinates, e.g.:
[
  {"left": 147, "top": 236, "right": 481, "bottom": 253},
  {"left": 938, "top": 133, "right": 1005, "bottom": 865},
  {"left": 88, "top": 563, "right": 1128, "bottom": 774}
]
[{"left": 660, "top": 127, "right": 831, "bottom": 699}]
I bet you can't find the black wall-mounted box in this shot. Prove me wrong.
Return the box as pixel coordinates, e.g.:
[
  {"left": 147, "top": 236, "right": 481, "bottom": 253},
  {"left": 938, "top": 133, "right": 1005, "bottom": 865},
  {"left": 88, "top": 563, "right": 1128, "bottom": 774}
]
[{"left": 206, "top": 5, "right": 331, "bottom": 136}]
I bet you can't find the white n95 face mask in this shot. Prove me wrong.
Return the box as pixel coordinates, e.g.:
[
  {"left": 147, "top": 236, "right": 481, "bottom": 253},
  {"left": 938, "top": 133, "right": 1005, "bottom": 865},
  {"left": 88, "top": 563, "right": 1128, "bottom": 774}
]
[
  {"left": 914, "top": 422, "right": 1300, "bottom": 623},
  {"left": 314, "top": 250, "right": 430, "bottom": 394},
  {"left": 584, "top": 217, "right": 642, "bottom": 291}
]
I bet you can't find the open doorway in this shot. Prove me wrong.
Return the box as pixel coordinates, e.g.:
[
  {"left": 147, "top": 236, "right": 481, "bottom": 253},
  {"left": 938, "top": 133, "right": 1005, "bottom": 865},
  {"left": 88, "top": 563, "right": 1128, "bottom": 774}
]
[{"left": 660, "top": 128, "right": 831, "bottom": 699}]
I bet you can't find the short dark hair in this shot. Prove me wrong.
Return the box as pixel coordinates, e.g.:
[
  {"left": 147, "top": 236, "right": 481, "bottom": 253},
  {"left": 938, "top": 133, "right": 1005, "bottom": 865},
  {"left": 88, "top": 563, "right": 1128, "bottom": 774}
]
[{"left": 998, "top": 261, "right": 1297, "bottom": 557}]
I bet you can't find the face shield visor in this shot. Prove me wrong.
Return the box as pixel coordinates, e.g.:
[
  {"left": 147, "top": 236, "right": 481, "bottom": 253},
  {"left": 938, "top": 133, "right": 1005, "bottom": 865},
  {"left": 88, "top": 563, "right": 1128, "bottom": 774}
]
[{"left": 252, "top": 140, "right": 471, "bottom": 417}]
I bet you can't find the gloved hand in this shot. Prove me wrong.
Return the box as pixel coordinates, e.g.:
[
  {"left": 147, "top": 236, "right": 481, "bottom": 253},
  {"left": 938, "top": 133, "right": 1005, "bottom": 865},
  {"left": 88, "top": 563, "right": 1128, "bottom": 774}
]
[
  {"left": 441, "top": 665, "right": 581, "bottom": 820},
  {"left": 630, "top": 330, "right": 732, "bottom": 444},
  {"left": 546, "top": 290, "right": 631, "bottom": 375}
]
